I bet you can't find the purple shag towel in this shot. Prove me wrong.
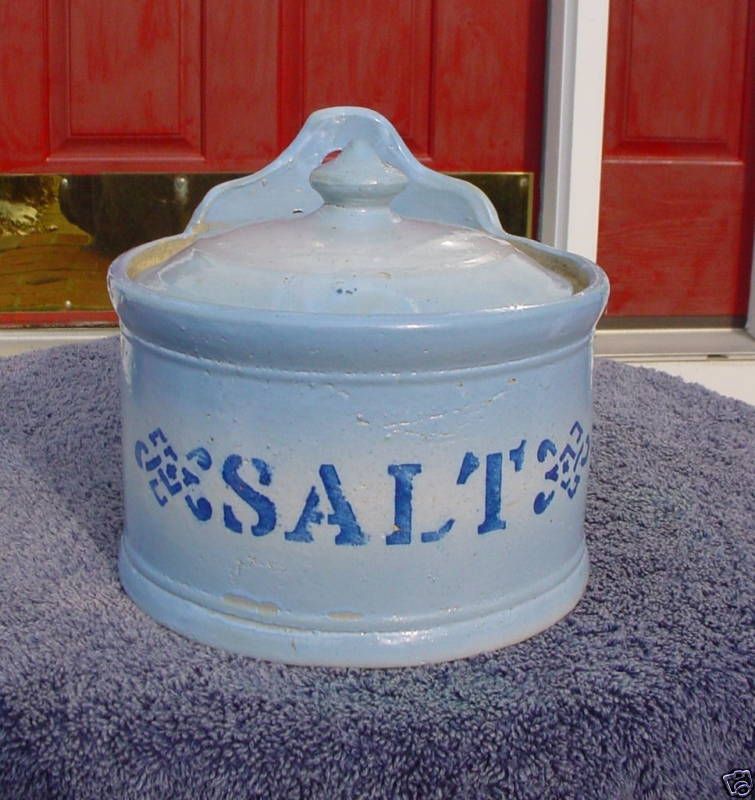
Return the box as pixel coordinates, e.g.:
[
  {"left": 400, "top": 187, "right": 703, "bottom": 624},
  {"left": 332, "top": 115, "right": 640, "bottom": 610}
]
[{"left": 0, "top": 338, "right": 753, "bottom": 800}]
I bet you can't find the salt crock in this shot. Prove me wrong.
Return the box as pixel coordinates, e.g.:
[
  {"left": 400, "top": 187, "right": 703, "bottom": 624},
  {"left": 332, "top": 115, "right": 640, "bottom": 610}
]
[{"left": 108, "top": 106, "right": 609, "bottom": 667}]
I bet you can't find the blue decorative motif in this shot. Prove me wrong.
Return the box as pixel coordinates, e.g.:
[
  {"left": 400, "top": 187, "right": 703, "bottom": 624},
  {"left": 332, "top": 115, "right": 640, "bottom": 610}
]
[
  {"left": 134, "top": 428, "right": 213, "bottom": 521},
  {"left": 134, "top": 420, "right": 589, "bottom": 544},
  {"left": 533, "top": 420, "right": 590, "bottom": 515}
]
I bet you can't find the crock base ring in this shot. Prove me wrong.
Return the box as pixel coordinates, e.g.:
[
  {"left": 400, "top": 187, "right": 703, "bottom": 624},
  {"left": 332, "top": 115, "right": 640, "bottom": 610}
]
[{"left": 118, "top": 539, "right": 589, "bottom": 668}]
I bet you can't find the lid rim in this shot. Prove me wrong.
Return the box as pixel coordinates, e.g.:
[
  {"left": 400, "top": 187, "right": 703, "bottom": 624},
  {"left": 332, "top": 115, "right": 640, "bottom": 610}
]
[
  {"left": 110, "top": 246, "right": 608, "bottom": 375},
  {"left": 110, "top": 228, "right": 601, "bottom": 318}
]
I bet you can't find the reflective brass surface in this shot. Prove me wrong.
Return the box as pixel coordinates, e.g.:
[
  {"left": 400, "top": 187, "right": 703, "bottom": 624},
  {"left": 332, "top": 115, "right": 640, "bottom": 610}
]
[
  {"left": 448, "top": 172, "right": 533, "bottom": 239},
  {"left": 0, "top": 172, "right": 533, "bottom": 315}
]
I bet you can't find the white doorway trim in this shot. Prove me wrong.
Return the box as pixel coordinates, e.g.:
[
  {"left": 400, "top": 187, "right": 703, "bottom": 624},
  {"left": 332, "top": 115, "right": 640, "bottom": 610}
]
[
  {"left": 541, "top": 1, "right": 754, "bottom": 339},
  {"left": 540, "top": 0, "right": 610, "bottom": 261},
  {"left": 747, "top": 236, "right": 755, "bottom": 337}
]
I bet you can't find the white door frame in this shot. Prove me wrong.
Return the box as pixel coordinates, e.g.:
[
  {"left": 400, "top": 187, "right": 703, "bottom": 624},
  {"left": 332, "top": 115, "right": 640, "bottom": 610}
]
[
  {"left": 540, "top": 0, "right": 754, "bottom": 340},
  {"left": 2, "top": 1, "right": 753, "bottom": 355},
  {"left": 540, "top": 0, "right": 610, "bottom": 261},
  {"left": 747, "top": 238, "right": 755, "bottom": 336}
]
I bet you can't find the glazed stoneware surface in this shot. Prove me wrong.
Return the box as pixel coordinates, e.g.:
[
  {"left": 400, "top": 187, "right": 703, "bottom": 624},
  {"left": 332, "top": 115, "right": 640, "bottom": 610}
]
[{"left": 108, "top": 107, "right": 609, "bottom": 667}]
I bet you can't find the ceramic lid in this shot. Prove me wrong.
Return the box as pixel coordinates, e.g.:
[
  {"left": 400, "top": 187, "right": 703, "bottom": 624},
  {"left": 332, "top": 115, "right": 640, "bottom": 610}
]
[{"left": 132, "top": 139, "right": 575, "bottom": 315}]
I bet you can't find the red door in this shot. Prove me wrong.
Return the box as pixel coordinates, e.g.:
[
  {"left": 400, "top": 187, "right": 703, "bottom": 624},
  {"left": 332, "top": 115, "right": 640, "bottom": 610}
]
[
  {"left": 0, "top": 0, "right": 547, "bottom": 325},
  {"left": 598, "top": 0, "right": 755, "bottom": 321},
  {"left": 0, "top": 1, "right": 546, "bottom": 174},
  {"left": 4, "top": 1, "right": 751, "bottom": 324}
]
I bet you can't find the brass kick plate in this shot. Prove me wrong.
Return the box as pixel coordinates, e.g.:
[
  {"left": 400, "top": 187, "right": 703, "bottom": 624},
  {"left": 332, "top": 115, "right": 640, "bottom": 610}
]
[
  {"left": 0, "top": 172, "right": 533, "bottom": 318},
  {"left": 448, "top": 172, "right": 533, "bottom": 240}
]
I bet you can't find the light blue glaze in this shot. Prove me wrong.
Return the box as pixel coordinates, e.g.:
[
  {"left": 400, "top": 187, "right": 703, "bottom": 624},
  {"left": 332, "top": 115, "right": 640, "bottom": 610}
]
[
  {"left": 133, "top": 138, "right": 574, "bottom": 314},
  {"left": 109, "top": 107, "right": 609, "bottom": 667}
]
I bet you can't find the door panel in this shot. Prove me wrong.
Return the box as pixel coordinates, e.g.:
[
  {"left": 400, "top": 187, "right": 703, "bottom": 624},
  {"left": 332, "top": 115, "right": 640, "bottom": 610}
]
[
  {"left": 432, "top": 1, "right": 545, "bottom": 171},
  {"left": 598, "top": 0, "right": 754, "bottom": 318},
  {"left": 599, "top": 162, "right": 747, "bottom": 316},
  {"left": 48, "top": 0, "right": 203, "bottom": 165},
  {"left": 203, "top": 0, "right": 281, "bottom": 167},
  {"left": 0, "top": 2, "right": 48, "bottom": 169},
  {"left": 0, "top": 0, "right": 546, "bottom": 173},
  {"left": 0, "top": 1, "right": 546, "bottom": 325},
  {"left": 293, "top": 0, "right": 433, "bottom": 157}
]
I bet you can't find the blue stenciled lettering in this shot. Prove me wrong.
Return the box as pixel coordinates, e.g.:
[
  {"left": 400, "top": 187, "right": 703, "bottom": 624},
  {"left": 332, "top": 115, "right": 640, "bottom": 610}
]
[
  {"left": 284, "top": 468, "right": 367, "bottom": 545},
  {"left": 458, "top": 447, "right": 528, "bottom": 535},
  {"left": 221, "top": 455, "right": 277, "bottom": 537},
  {"left": 223, "top": 503, "right": 242, "bottom": 533},
  {"left": 135, "top": 421, "right": 586, "bottom": 544},
  {"left": 284, "top": 487, "right": 323, "bottom": 543},
  {"left": 386, "top": 464, "right": 455, "bottom": 545},
  {"left": 456, "top": 451, "right": 480, "bottom": 485},
  {"left": 509, "top": 439, "right": 526, "bottom": 472},
  {"left": 421, "top": 518, "right": 455, "bottom": 544},
  {"left": 458, "top": 451, "right": 508, "bottom": 534},
  {"left": 478, "top": 452, "right": 506, "bottom": 534},
  {"left": 318, "top": 464, "right": 367, "bottom": 546},
  {"left": 386, "top": 464, "right": 421, "bottom": 545}
]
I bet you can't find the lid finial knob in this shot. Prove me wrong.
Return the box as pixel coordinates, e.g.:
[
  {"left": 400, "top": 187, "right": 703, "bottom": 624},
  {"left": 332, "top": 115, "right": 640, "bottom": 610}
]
[{"left": 309, "top": 139, "right": 409, "bottom": 208}]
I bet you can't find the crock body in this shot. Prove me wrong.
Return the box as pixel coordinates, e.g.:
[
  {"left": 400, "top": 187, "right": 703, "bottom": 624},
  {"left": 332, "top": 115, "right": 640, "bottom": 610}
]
[
  {"left": 115, "top": 303, "right": 598, "bottom": 666},
  {"left": 109, "top": 106, "right": 608, "bottom": 666}
]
